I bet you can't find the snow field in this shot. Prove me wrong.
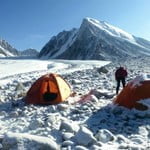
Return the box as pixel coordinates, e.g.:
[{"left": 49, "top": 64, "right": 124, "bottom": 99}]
[{"left": 0, "top": 57, "right": 150, "bottom": 149}]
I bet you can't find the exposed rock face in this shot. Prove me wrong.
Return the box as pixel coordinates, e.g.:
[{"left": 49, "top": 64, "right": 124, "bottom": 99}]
[{"left": 39, "top": 28, "right": 78, "bottom": 59}]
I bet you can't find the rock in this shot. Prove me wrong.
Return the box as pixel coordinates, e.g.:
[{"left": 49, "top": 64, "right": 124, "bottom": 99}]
[
  {"left": 14, "top": 82, "right": 27, "bottom": 98},
  {"left": 57, "top": 104, "right": 69, "bottom": 111},
  {"left": 2, "top": 132, "right": 59, "bottom": 150},
  {"left": 0, "top": 134, "right": 4, "bottom": 143},
  {"left": 9, "top": 111, "right": 19, "bottom": 117},
  {"left": 90, "top": 144, "right": 102, "bottom": 150},
  {"left": 90, "top": 95, "right": 99, "bottom": 103},
  {"left": 130, "top": 134, "right": 146, "bottom": 145},
  {"left": 62, "top": 140, "right": 75, "bottom": 147},
  {"left": 89, "top": 89, "right": 114, "bottom": 99},
  {"left": 0, "top": 144, "right": 3, "bottom": 150},
  {"left": 127, "top": 144, "right": 145, "bottom": 150},
  {"left": 0, "top": 96, "right": 5, "bottom": 103},
  {"left": 97, "top": 66, "right": 109, "bottom": 74},
  {"left": 15, "top": 82, "right": 25, "bottom": 92},
  {"left": 138, "top": 126, "right": 149, "bottom": 137},
  {"left": 60, "top": 120, "right": 80, "bottom": 133},
  {"left": 0, "top": 111, "right": 6, "bottom": 116},
  {"left": 75, "top": 145, "right": 89, "bottom": 150},
  {"left": 46, "top": 114, "right": 60, "bottom": 125},
  {"left": 74, "top": 126, "right": 96, "bottom": 146},
  {"left": 95, "top": 129, "right": 115, "bottom": 143},
  {"left": 62, "top": 132, "right": 74, "bottom": 141},
  {"left": 72, "top": 79, "right": 82, "bottom": 84},
  {"left": 118, "top": 143, "right": 128, "bottom": 149},
  {"left": 29, "top": 119, "right": 44, "bottom": 130},
  {"left": 116, "top": 134, "right": 129, "bottom": 143}
]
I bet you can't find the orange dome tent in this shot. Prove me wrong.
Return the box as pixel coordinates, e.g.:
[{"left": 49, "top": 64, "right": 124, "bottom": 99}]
[
  {"left": 114, "top": 75, "right": 150, "bottom": 110},
  {"left": 25, "top": 73, "right": 71, "bottom": 105}
]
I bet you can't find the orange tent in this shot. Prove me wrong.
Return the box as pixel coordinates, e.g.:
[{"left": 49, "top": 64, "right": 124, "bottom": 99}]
[
  {"left": 25, "top": 73, "right": 71, "bottom": 105},
  {"left": 114, "top": 79, "right": 150, "bottom": 110}
]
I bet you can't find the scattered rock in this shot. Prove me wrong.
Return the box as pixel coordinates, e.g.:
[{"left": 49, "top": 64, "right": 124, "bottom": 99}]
[
  {"left": 0, "top": 143, "right": 3, "bottom": 150},
  {"left": 116, "top": 134, "right": 129, "bottom": 143},
  {"left": 60, "top": 120, "right": 80, "bottom": 133},
  {"left": 72, "top": 79, "right": 82, "bottom": 84},
  {"left": 2, "top": 132, "right": 59, "bottom": 150},
  {"left": 62, "top": 132, "right": 74, "bottom": 141},
  {"left": 95, "top": 129, "right": 115, "bottom": 143},
  {"left": 29, "top": 119, "right": 44, "bottom": 130},
  {"left": 0, "top": 111, "right": 6, "bottom": 116},
  {"left": 97, "top": 66, "right": 109, "bottom": 74},
  {"left": 127, "top": 144, "right": 145, "bottom": 150},
  {"left": 75, "top": 145, "right": 89, "bottom": 150},
  {"left": 74, "top": 126, "right": 96, "bottom": 146},
  {"left": 15, "top": 82, "right": 25, "bottom": 92},
  {"left": 62, "top": 140, "right": 75, "bottom": 147},
  {"left": 9, "top": 111, "right": 19, "bottom": 117},
  {"left": 118, "top": 143, "right": 128, "bottom": 149},
  {"left": 57, "top": 104, "right": 69, "bottom": 111},
  {"left": 90, "top": 89, "right": 114, "bottom": 99}
]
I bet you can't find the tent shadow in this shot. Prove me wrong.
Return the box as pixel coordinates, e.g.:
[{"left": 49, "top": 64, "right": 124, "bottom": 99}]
[
  {"left": 0, "top": 98, "right": 25, "bottom": 112},
  {"left": 85, "top": 104, "right": 150, "bottom": 136}
]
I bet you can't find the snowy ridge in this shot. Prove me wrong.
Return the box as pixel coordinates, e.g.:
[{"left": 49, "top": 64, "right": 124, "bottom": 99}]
[
  {"left": 85, "top": 17, "right": 135, "bottom": 42},
  {"left": 85, "top": 18, "right": 150, "bottom": 51}
]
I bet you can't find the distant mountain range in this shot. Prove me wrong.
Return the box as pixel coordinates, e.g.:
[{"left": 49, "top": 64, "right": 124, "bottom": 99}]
[
  {"left": 0, "top": 39, "right": 39, "bottom": 57},
  {"left": 0, "top": 39, "right": 19, "bottom": 57},
  {"left": 19, "top": 48, "right": 39, "bottom": 57},
  {"left": 39, "top": 17, "right": 150, "bottom": 60}
]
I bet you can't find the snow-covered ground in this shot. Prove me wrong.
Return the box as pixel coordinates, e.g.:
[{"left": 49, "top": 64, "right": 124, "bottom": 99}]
[{"left": 0, "top": 57, "right": 150, "bottom": 150}]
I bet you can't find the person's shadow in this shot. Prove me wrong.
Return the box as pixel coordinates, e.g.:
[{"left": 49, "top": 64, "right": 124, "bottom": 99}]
[{"left": 85, "top": 104, "right": 150, "bottom": 136}]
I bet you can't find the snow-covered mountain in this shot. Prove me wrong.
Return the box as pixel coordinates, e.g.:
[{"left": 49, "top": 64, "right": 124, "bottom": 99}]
[
  {"left": 20, "top": 48, "right": 39, "bottom": 57},
  {"left": 0, "top": 39, "right": 19, "bottom": 57},
  {"left": 39, "top": 18, "right": 150, "bottom": 60},
  {"left": 0, "top": 39, "right": 39, "bottom": 58}
]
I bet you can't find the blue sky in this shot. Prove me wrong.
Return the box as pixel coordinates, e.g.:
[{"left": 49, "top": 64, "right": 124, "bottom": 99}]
[{"left": 0, "top": 0, "right": 150, "bottom": 51}]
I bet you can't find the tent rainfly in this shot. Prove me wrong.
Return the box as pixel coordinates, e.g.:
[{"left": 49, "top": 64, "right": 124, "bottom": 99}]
[
  {"left": 25, "top": 73, "right": 71, "bottom": 105},
  {"left": 114, "top": 75, "right": 150, "bottom": 110}
]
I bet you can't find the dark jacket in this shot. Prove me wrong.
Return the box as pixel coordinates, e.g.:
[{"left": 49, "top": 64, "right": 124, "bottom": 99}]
[{"left": 115, "top": 67, "right": 127, "bottom": 80}]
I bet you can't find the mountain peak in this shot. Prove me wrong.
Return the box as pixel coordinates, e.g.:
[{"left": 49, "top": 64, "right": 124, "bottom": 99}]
[
  {"left": 82, "top": 17, "right": 135, "bottom": 42},
  {"left": 83, "top": 17, "right": 106, "bottom": 25},
  {"left": 39, "top": 17, "right": 150, "bottom": 60}
]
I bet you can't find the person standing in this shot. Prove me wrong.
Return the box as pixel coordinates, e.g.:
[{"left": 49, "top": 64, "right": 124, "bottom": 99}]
[{"left": 115, "top": 66, "right": 128, "bottom": 94}]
